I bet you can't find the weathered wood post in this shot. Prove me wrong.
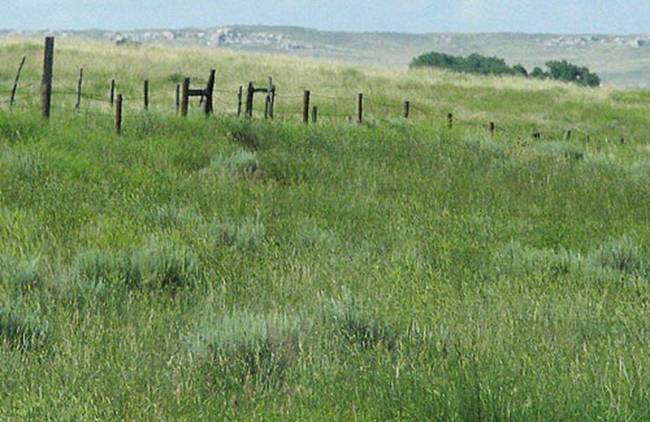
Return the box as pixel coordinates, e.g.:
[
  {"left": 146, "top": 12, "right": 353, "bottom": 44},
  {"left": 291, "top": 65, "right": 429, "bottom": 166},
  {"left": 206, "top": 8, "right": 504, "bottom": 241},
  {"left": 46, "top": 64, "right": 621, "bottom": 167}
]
[
  {"left": 115, "top": 94, "right": 123, "bottom": 135},
  {"left": 312, "top": 106, "right": 318, "bottom": 124},
  {"left": 246, "top": 82, "right": 254, "bottom": 118},
  {"left": 144, "top": 80, "right": 149, "bottom": 111},
  {"left": 181, "top": 78, "right": 190, "bottom": 117},
  {"left": 175, "top": 84, "right": 180, "bottom": 114},
  {"left": 41, "top": 36, "right": 55, "bottom": 119},
  {"left": 489, "top": 121, "right": 495, "bottom": 136},
  {"left": 237, "top": 86, "right": 243, "bottom": 117},
  {"left": 303, "top": 90, "right": 311, "bottom": 124},
  {"left": 110, "top": 79, "right": 116, "bottom": 107},
  {"left": 270, "top": 85, "right": 276, "bottom": 119},
  {"left": 265, "top": 77, "right": 273, "bottom": 119},
  {"left": 75, "top": 68, "right": 84, "bottom": 110},
  {"left": 447, "top": 113, "right": 453, "bottom": 129},
  {"left": 403, "top": 100, "right": 410, "bottom": 119},
  {"left": 264, "top": 96, "right": 271, "bottom": 119},
  {"left": 357, "top": 93, "right": 364, "bottom": 124},
  {"left": 10, "top": 56, "right": 26, "bottom": 108},
  {"left": 204, "top": 69, "right": 216, "bottom": 115}
]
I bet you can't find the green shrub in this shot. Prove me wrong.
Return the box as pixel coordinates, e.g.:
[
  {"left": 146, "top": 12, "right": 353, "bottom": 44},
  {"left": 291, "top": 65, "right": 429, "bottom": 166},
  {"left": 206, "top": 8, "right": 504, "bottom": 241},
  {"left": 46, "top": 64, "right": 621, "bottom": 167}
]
[
  {"left": 132, "top": 239, "right": 201, "bottom": 290},
  {"left": 536, "top": 141, "right": 586, "bottom": 162},
  {"left": 588, "top": 236, "right": 647, "bottom": 276},
  {"left": 151, "top": 204, "right": 202, "bottom": 228},
  {"left": 209, "top": 150, "right": 260, "bottom": 176},
  {"left": 194, "top": 311, "right": 303, "bottom": 389},
  {"left": 494, "top": 241, "right": 584, "bottom": 277},
  {"left": 208, "top": 217, "right": 265, "bottom": 250},
  {"left": 0, "top": 305, "right": 49, "bottom": 350},
  {"left": 225, "top": 120, "right": 262, "bottom": 150},
  {"left": 0, "top": 255, "right": 44, "bottom": 293},
  {"left": 321, "top": 291, "right": 396, "bottom": 350}
]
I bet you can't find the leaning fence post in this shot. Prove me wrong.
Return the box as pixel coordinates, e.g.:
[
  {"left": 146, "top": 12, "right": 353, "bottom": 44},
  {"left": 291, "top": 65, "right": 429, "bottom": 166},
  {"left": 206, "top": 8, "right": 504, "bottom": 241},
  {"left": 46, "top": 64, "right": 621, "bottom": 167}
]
[
  {"left": 181, "top": 78, "right": 190, "bottom": 117},
  {"left": 10, "top": 56, "right": 26, "bottom": 108},
  {"left": 204, "top": 69, "right": 215, "bottom": 115},
  {"left": 357, "top": 93, "right": 364, "bottom": 124},
  {"left": 110, "top": 79, "right": 116, "bottom": 107},
  {"left": 144, "top": 80, "right": 149, "bottom": 111},
  {"left": 41, "top": 36, "right": 55, "bottom": 119},
  {"left": 303, "top": 90, "right": 311, "bottom": 124},
  {"left": 115, "top": 94, "right": 123, "bottom": 135},
  {"left": 404, "top": 101, "right": 410, "bottom": 119},
  {"left": 75, "top": 68, "right": 83, "bottom": 110}
]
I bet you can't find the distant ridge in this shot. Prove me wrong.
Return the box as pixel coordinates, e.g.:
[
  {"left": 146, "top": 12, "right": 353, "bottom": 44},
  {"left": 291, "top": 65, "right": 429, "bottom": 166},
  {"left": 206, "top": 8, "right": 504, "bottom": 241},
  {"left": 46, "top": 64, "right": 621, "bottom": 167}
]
[{"left": 2, "top": 25, "right": 650, "bottom": 87}]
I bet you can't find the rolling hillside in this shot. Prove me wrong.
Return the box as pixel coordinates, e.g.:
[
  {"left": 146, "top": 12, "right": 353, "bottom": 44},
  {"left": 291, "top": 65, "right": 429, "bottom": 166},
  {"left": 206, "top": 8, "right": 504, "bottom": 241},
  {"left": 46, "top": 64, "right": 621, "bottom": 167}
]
[
  {"left": 4, "top": 26, "right": 650, "bottom": 87},
  {"left": 0, "top": 38, "right": 648, "bottom": 419}
]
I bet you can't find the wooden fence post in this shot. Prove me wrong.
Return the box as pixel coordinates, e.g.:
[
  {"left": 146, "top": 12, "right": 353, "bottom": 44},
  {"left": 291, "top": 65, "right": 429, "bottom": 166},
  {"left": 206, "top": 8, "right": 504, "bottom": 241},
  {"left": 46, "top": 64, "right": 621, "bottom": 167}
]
[
  {"left": 204, "top": 69, "right": 215, "bottom": 115},
  {"left": 357, "top": 93, "right": 364, "bottom": 124},
  {"left": 41, "top": 36, "right": 55, "bottom": 119},
  {"left": 181, "top": 78, "right": 190, "bottom": 117},
  {"left": 312, "top": 106, "right": 318, "bottom": 124},
  {"left": 264, "top": 96, "right": 271, "bottom": 119},
  {"left": 144, "top": 80, "right": 149, "bottom": 111},
  {"left": 10, "top": 56, "right": 26, "bottom": 108},
  {"left": 110, "top": 79, "right": 116, "bottom": 107},
  {"left": 489, "top": 121, "right": 495, "bottom": 136},
  {"left": 447, "top": 113, "right": 453, "bottom": 129},
  {"left": 75, "top": 68, "right": 83, "bottom": 110},
  {"left": 175, "top": 84, "right": 180, "bottom": 114},
  {"left": 270, "top": 85, "right": 276, "bottom": 119},
  {"left": 303, "top": 90, "right": 311, "bottom": 124},
  {"left": 404, "top": 101, "right": 410, "bottom": 119},
  {"left": 115, "top": 94, "right": 123, "bottom": 135},
  {"left": 265, "top": 77, "right": 273, "bottom": 119},
  {"left": 237, "top": 86, "right": 243, "bottom": 117},
  {"left": 246, "top": 82, "right": 254, "bottom": 118},
  {"left": 533, "top": 129, "right": 541, "bottom": 139}
]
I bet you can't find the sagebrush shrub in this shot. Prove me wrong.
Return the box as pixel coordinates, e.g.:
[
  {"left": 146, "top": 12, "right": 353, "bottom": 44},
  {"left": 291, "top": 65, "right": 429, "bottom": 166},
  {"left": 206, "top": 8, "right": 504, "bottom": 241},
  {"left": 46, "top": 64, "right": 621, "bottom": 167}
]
[
  {"left": 209, "top": 150, "right": 259, "bottom": 176},
  {"left": 321, "top": 291, "right": 396, "bottom": 350},
  {"left": 0, "top": 255, "right": 44, "bottom": 293},
  {"left": 208, "top": 217, "right": 265, "bottom": 250},
  {"left": 195, "top": 311, "right": 303, "bottom": 389},
  {"left": 0, "top": 305, "right": 49, "bottom": 350},
  {"left": 132, "top": 239, "right": 201, "bottom": 290},
  {"left": 588, "top": 236, "right": 646, "bottom": 276}
]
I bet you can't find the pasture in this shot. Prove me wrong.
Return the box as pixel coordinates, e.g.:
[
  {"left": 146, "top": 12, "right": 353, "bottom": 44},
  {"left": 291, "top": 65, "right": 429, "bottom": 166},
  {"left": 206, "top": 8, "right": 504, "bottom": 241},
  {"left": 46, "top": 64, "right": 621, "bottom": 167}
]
[{"left": 0, "top": 38, "right": 648, "bottom": 419}]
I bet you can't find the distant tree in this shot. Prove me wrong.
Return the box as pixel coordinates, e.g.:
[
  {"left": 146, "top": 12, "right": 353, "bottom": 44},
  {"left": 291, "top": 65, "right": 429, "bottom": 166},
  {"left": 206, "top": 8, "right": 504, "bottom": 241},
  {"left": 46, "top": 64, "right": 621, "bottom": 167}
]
[
  {"left": 545, "top": 60, "right": 600, "bottom": 87},
  {"left": 410, "top": 51, "right": 601, "bottom": 88},
  {"left": 512, "top": 64, "right": 528, "bottom": 77},
  {"left": 530, "top": 67, "right": 548, "bottom": 79}
]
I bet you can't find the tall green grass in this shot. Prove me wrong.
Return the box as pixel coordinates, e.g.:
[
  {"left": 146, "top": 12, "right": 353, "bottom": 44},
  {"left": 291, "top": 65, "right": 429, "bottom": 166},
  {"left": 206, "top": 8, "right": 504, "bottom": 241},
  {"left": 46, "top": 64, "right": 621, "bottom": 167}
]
[{"left": 0, "top": 40, "right": 648, "bottom": 419}]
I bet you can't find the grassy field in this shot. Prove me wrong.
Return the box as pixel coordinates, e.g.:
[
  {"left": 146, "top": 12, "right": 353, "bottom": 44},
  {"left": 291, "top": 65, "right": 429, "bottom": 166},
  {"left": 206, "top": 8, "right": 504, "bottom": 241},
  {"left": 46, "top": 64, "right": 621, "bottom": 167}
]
[{"left": 0, "top": 38, "right": 649, "bottom": 419}]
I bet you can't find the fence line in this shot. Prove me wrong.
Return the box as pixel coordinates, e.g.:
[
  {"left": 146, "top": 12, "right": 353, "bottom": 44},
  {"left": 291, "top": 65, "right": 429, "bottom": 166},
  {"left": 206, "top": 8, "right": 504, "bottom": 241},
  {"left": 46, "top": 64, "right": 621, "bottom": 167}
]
[{"left": 0, "top": 37, "right": 619, "bottom": 143}]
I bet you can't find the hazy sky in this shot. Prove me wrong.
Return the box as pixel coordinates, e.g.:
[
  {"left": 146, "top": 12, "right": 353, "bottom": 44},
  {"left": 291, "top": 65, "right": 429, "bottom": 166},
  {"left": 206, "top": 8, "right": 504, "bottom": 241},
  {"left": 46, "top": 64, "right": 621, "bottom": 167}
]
[{"left": 4, "top": 0, "right": 650, "bottom": 34}]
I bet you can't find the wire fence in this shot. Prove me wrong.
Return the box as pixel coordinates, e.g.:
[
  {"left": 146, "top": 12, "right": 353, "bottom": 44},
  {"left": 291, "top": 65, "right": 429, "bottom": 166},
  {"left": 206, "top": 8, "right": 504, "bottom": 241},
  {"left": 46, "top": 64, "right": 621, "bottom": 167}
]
[{"left": 0, "top": 50, "right": 605, "bottom": 143}]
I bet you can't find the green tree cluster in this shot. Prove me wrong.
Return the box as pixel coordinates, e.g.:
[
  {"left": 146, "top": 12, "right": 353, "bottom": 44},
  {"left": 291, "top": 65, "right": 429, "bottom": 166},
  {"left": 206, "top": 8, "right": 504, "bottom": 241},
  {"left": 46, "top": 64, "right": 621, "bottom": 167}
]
[{"left": 410, "top": 52, "right": 600, "bottom": 87}]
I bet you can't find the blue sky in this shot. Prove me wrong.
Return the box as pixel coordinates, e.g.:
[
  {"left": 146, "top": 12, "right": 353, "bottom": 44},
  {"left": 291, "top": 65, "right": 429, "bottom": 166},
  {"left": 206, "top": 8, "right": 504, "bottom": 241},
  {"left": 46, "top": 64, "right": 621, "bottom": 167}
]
[{"left": 4, "top": 0, "right": 650, "bottom": 34}]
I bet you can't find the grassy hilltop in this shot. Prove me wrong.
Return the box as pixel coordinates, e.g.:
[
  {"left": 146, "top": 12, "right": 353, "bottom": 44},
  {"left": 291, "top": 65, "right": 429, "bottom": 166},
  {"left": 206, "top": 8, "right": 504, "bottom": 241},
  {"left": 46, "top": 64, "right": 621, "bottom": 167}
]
[{"left": 0, "top": 38, "right": 649, "bottom": 419}]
